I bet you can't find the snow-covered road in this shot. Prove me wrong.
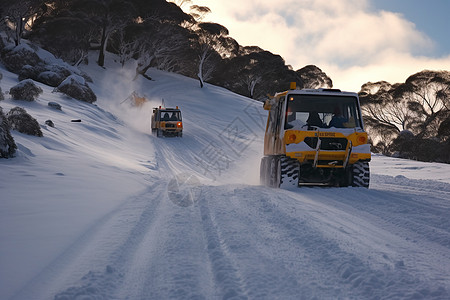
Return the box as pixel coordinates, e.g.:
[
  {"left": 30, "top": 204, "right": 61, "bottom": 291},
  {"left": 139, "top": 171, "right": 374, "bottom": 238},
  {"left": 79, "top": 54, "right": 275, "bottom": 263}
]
[
  {"left": 10, "top": 173, "right": 450, "bottom": 299},
  {"left": 2, "top": 57, "right": 450, "bottom": 299}
]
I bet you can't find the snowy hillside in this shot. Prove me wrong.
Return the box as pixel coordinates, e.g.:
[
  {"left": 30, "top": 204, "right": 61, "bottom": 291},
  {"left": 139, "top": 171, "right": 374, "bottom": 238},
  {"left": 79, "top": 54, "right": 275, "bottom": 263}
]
[{"left": 1, "top": 54, "right": 450, "bottom": 300}]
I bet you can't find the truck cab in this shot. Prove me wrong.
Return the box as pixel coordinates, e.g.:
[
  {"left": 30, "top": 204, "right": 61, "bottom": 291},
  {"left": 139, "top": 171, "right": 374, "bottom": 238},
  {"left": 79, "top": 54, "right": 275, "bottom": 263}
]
[
  {"left": 261, "top": 84, "right": 371, "bottom": 188},
  {"left": 151, "top": 106, "right": 183, "bottom": 137}
]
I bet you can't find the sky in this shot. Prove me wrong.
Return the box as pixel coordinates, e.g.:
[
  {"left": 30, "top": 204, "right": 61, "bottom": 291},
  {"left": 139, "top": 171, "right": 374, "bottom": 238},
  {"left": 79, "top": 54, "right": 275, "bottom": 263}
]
[{"left": 187, "top": 0, "right": 450, "bottom": 91}]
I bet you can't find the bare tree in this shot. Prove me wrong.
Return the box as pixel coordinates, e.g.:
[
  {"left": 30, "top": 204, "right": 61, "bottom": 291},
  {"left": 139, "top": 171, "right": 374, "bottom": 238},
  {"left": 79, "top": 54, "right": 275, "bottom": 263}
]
[
  {"left": 359, "top": 71, "right": 450, "bottom": 156},
  {"left": 112, "top": 29, "right": 140, "bottom": 67},
  {"left": 134, "top": 22, "right": 190, "bottom": 80},
  {"left": 243, "top": 73, "right": 262, "bottom": 99},
  {"left": 193, "top": 22, "right": 236, "bottom": 88},
  {"left": 1, "top": 0, "right": 45, "bottom": 46},
  {"left": 395, "top": 70, "right": 450, "bottom": 138}
]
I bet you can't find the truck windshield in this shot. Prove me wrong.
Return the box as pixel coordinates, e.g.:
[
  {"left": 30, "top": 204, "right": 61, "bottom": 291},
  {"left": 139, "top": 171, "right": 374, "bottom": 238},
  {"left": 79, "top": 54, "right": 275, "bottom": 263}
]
[
  {"left": 160, "top": 111, "right": 181, "bottom": 121},
  {"left": 285, "top": 94, "right": 362, "bottom": 130}
]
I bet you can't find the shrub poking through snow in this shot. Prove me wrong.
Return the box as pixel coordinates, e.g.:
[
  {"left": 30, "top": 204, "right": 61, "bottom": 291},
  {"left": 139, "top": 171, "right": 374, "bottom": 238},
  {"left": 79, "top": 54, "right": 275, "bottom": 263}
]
[
  {"left": 1, "top": 43, "right": 93, "bottom": 89},
  {"left": 18, "top": 63, "right": 76, "bottom": 87},
  {"left": 0, "top": 107, "right": 17, "bottom": 158},
  {"left": 55, "top": 75, "right": 96, "bottom": 103},
  {"left": 1, "top": 44, "right": 43, "bottom": 73},
  {"left": 10, "top": 79, "right": 43, "bottom": 101},
  {"left": 6, "top": 107, "right": 43, "bottom": 137}
]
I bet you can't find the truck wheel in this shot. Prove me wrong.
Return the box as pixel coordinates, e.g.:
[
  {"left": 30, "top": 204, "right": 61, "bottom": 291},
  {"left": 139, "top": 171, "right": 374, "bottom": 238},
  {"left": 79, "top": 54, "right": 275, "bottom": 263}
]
[
  {"left": 340, "top": 168, "right": 352, "bottom": 187},
  {"left": 268, "top": 156, "right": 281, "bottom": 188},
  {"left": 260, "top": 157, "right": 266, "bottom": 186},
  {"left": 280, "top": 156, "right": 300, "bottom": 189},
  {"left": 260, "top": 157, "right": 270, "bottom": 186},
  {"left": 351, "top": 161, "right": 370, "bottom": 188}
]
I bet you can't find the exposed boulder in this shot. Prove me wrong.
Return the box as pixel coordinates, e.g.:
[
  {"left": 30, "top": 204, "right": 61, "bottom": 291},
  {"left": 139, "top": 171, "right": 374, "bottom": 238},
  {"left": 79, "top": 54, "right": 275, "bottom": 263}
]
[
  {"left": 6, "top": 107, "right": 43, "bottom": 137},
  {"left": 10, "top": 79, "right": 43, "bottom": 101},
  {"left": 0, "top": 106, "right": 17, "bottom": 158},
  {"left": 55, "top": 75, "right": 96, "bottom": 103},
  {"left": 48, "top": 101, "right": 62, "bottom": 110},
  {"left": 45, "top": 120, "right": 55, "bottom": 127}
]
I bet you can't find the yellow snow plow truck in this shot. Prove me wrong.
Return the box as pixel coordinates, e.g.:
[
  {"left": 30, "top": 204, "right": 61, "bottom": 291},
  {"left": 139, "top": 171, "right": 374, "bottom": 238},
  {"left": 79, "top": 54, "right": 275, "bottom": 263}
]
[
  {"left": 260, "top": 83, "right": 371, "bottom": 188},
  {"left": 151, "top": 106, "right": 183, "bottom": 137}
]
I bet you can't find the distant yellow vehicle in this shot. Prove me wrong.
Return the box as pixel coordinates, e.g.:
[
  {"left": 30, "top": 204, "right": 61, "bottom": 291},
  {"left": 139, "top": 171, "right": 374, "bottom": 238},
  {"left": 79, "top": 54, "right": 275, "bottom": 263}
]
[
  {"left": 151, "top": 106, "right": 183, "bottom": 137},
  {"left": 260, "top": 83, "right": 371, "bottom": 188}
]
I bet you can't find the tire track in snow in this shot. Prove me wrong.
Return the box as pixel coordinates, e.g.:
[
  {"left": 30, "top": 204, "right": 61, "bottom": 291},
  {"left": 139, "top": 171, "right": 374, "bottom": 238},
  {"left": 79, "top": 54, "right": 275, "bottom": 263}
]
[
  {"left": 200, "top": 185, "right": 450, "bottom": 299},
  {"left": 115, "top": 189, "right": 215, "bottom": 299},
  {"left": 40, "top": 183, "right": 167, "bottom": 300},
  {"left": 301, "top": 181, "right": 450, "bottom": 290},
  {"left": 203, "top": 186, "right": 342, "bottom": 299},
  {"left": 198, "top": 194, "right": 248, "bottom": 299},
  {"left": 264, "top": 186, "right": 450, "bottom": 299}
]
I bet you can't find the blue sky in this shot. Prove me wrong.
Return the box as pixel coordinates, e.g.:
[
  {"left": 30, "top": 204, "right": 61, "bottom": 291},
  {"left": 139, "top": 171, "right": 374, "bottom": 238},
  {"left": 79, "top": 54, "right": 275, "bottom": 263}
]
[
  {"left": 372, "top": 0, "right": 450, "bottom": 57},
  {"left": 189, "top": 0, "right": 450, "bottom": 91}
]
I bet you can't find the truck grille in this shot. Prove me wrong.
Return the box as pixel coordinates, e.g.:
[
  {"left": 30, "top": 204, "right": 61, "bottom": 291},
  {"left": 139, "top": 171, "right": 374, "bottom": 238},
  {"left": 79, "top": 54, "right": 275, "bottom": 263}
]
[{"left": 304, "top": 137, "right": 348, "bottom": 150}]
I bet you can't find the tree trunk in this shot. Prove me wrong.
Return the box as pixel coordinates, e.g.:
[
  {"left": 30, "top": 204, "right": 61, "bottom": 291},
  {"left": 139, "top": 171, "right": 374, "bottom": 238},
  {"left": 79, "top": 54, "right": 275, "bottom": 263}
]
[
  {"left": 198, "top": 74, "right": 204, "bottom": 88},
  {"left": 15, "top": 17, "right": 23, "bottom": 46},
  {"left": 197, "top": 51, "right": 207, "bottom": 88},
  {"left": 134, "top": 56, "right": 155, "bottom": 81},
  {"left": 98, "top": 23, "right": 108, "bottom": 67}
]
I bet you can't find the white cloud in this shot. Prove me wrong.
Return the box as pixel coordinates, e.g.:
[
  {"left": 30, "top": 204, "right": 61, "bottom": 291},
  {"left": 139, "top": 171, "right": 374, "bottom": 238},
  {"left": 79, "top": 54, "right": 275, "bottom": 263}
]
[
  {"left": 324, "top": 52, "right": 450, "bottom": 91},
  {"left": 191, "top": 0, "right": 450, "bottom": 91}
]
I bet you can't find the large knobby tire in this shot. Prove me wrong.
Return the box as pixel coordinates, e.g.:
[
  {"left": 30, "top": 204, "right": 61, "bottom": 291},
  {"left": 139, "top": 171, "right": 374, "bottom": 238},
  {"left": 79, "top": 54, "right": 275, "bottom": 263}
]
[
  {"left": 280, "top": 156, "right": 300, "bottom": 189},
  {"left": 339, "top": 167, "right": 353, "bottom": 187},
  {"left": 260, "top": 157, "right": 268, "bottom": 186},
  {"left": 268, "top": 156, "right": 281, "bottom": 188},
  {"left": 352, "top": 161, "right": 370, "bottom": 188}
]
